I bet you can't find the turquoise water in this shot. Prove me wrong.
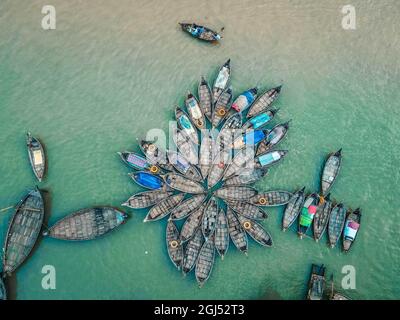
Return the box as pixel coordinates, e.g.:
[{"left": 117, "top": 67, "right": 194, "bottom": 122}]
[{"left": 0, "top": 0, "right": 399, "bottom": 299}]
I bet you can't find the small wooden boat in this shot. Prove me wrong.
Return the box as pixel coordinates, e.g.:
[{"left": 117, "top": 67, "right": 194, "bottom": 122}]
[
  {"left": 329, "top": 274, "right": 350, "bottom": 300},
  {"left": 307, "top": 264, "right": 326, "bottom": 300},
  {"left": 237, "top": 215, "right": 273, "bottom": 247},
  {"left": 321, "top": 149, "right": 342, "bottom": 196},
  {"left": 249, "top": 190, "right": 292, "bottom": 207},
  {"left": 3, "top": 188, "right": 44, "bottom": 275},
  {"left": 231, "top": 87, "right": 258, "bottom": 113},
  {"left": 232, "top": 129, "right": 269, "bottom": 150},
  {"left": 199, "top": 131, "right": 215, "bottom": 179},
  {"left": 328, "top": 203, "right": 346, "bottom": 248},
  {"left": 172, "top": 128, "right": 199, "bottom": 164},
  {"left": 227, "top": 201, "right": 268, "bottom": 220},
  {"left": 202, "top": 197, "right": 218, "bottom": 240},
  {"left": 179, "top": 23, "right": 221, "bottom": 42},
  {"left": 180, "top": 203, "right": 206, "bottom": 242},
  {"left": 118, "top": 151, "right": 161, "bottom": 173},
  {"left": 198, "top": 76, "right": 213, "bottom": 121},
  {"left": 26, "top": 132, "right": 46, "bottom": 182},
  {"left": 343, "top": 208, "right": 361, "bottom": 252},
  {"left": 166, "top": 220, "right": 183, "bottom": 270},
  {"left": 167, "top": 150, "right": 202, "bottom": 182},
  {"left": 0, "top": 276, "right": 6, "bottom": 300},
  {"left": 215, "top": 112, "right": 242, "bottom": 154},
  {"left": 129, "top": 171, "right": 171, "bottom": 191},
  {"left": 282, "top": 187, "right": 305, "bottom": 231},
  {"left": 256, "top": 121, "right": 290, "bottom": 156},
  {"left": 185, "top": 92, "right": 206, "bottom": 130},
  {"left": 212, "top": 59, "right": 231, "bottom": 103},
  {"left": 144, "top": 193, "right": 185, "bottom": 222},
  {"left": 164, "top": 173, "right": 204, "bottom": 194},
  {"left": 215, "top": 209, "right": 229, "bottom": 259},
  {"left": 313, "top": 194, "right": 333, "bottom": 242},
  {"left": 195, "top": 235, "right": 216, "bottom": 287},
  {"left": 44, "top": 207, "right": 128, "bottom": 240},
  {"left": 226, "top": 207, "right": 248, "bottom": 254},
  {"left": 215, "top": 186, "right": 258, "bottom": 202},
  {"left": 139, "top": 139, "right": 174, "bottom": 171},
  {"left": 222, "top": 148, "right": 255, "bottom": 180},
  {"left": 175, "top": 106, "right": 199, "bottom": 145},
  {"left": 169, "top": 194, "right": 206, "bottom": 220},
  {"left": 207, "top": 150, "right": 231, "bottom": 188},
  {"left": 223, "top": 167, "right": 268, "bottom": 186},
  {"left": 242, "top": 108, "right": 278, "bottom": 130},
  {"left": 298, "top": 193, "right": 319, "bottom": 239},
  {"left": 182, "top": 229, "right": 204, "bottom": 275},
  {"left": 247, "top": 85, "right": 282, "bottom": 118},
  {"left": 212, "top": 87, "right": 233, "bottom": 127},
  {"left": 254, "top": 150, "right": 288, "bottom": 168},
  {"left": 122, "top": 190, "right": 173, "bottom": 209}
]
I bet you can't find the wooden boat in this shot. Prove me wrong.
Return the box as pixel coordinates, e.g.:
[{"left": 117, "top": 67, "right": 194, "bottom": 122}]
[
  {"left": 202, "top": 197, "right": 218, "bottom": 240},
  {"left": 167, "top": 150, "right": 202, "bottom": 182},
  {"left": 139, "top": 139, "right": 174, "bottom": 171},
  {"left": 227, "top": 201, "right": 268, "bottom": 220},
  {"left": 3, "top": 188, "right": 44, "bottom": 275},
  {"left": 44, "top": 207, "right": 128, "bottom": 240},
  {"left": 242, "top": 108, "right": 278, "bottom": 130},
  {"left": 122, "top": 190, "right": 173, "bottom": 209},
  {"left": 215, "top": 186, "right": 258, "bottom": 202},
  {"left": 182, "top": 229, "right": 204, "bottom": 275},
  {"left": 166, "top": 220, "right": 183, "bottom": 270},
  {"left": 256, "top": 121, "right": 290, "bottom": 156},
  {"left": 215, "top": 112, "right": 242, "bottom": 152},
  {"left": 129, "top": 171, "right": 171, "bottom": 191},
  {"left": 321, "top": 149, "right": 342, "bottom": 196},
  {"left": 175, "top": 106, "right": 199, "bottom": 145},
  {"left": 180, "top": 203, "right": 206, "bottom": 242},
  {"left": 298, "top": 193, "right": 319, "bottom": 239},
  {"left": 198, "top": 76, "right": 213, "bottom": 121},
  {"left": 212, "top": 59, "right": 231, "bottom": 103},
  {"left": 199, "top": 131, "right": 215, "bottom": 179},
  {"left": 169, "top": 194, "right": 206, "bottom": 220},
  {"left": 231, "top": 87, "right": 258, "bottom": 113},
  {"left": 282, "top": 187, "right": 305, "bottom": 231},
  {"left": 179, "top": 23, "right": 221, "bottom": 42},
  {"left": 26, "top": 132, "right": 46, "bottom": 182},
  {"left": 144, "top": 193, "right": 185, "bottom": 222},
  {"left": 328, "top": 203, "right": 346, "bottom": 248},
  {"left": 222, "top": 148, "right": 255, "bottom": 180},
  {"left": 118, "top": 151, "right": 161, "bottom": 173},
  {"left": 172, "top": 128, "right": 199, "bottom": 165},
  {"left": 307, "top": 264, "right": 326, "bottom": 300},
  {"left": 249, "top": 190, "right": 292, "bottom": 207},
  {"left": 237, "top": 215, "right": 272, "bottom": 247},
  {"left": 247, "top": 85, "right": 283, "bottom": 118},
  {"left": 232, "top": 129, "right": 269, "bottom": 150},
  {"left": 185, "top": 92, "right": 206, "bottom": 130},
  {"left": 313, "top": 194, "right": 333, "bottom": 242},
  {"left": 226, "top": 207, "right": 248, "bottom": 254},
  {"left": 195, "top": 235, "right": 215, "bottom": 287},
  {"left": 0, "top": 275, "right": 6, "bottom": 300},
  {"left": 212, "top": 87, "right": 233, "bottom": 127},
  {"left": 224, "top": 167, "right": 268, "bottom": 186},
  {"left": 164, "top": 173, "right": 204, "bottom": 194},
  {"left": 207, "top": 150, "right": 231, "bottom": 188},
  {"left": 215, "top": 209, "right": 229, "bottom": 259},
  {"left": 254, "top": 150, "right": 288, "bottom": 169},
  {"left": 329, "top": 274, "right": 350, "bottom": 300},
  {"left": 343, "top": 208, "right": 361, "bottom": 252}
]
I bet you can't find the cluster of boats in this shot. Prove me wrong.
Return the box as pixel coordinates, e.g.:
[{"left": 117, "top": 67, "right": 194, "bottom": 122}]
[{"left": 282, "top": 149, "right": 362, "bottom": 251}]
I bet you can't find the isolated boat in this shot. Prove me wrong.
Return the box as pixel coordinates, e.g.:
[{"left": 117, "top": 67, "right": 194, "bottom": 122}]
[
  {"left": 212, "top": 87, "right": 233, "bottom": 127},
  {"left": 343, "top": 208, "right": 361, "bottom": 252},
  {"left": 198, "top": 76, "right": 213, "bottom": 121},
  {"left": 215, "top": 209, "right": 229, "bottom": 259},
  {"left": 242, "top": 108, "right": 278, "bottom": 130},
  {"left": 282, "top": 187, "right": 305, "bottom": 231},
  {"left": 26, "top": 132, "right": 46, "bottom": 182},
  {"left": 256, "top": 121, "right": 290, "bottom": 156},
  {"left": 169, "top": 194, "right": 206, "bottom": 220},
  {"left": 185, "top": 92, "right": 206, "bottom": 129},
  {"left": 223, "top": 167, "right": 268, "bottom": 186},
  {"left": 182, "top": 229, "right": 204, "bottom": 275},
  {"left": 3, "top": 188, "right": 44, "bottom": 275},
  {"left": 232, "top": 129, "right": 269, "bottom": 149},
  {"left": 195, "top": 236, "right": 215, "bottom": 287},
  {"left": 247, "top": 85, "right": 282, "bottom": 118},
  {"left": 328, "top": 203, "right": 346, "bottom": 248},
  {"left": 166, "top": 220, "right": 183, "bottom": 270},
  {"left": 249, "top": 190, "right": 292, "bottom": 207},
  {"left": 298, "top": 193, "right": 319, "bottom": 239},
  {"left": 0, "top": 276, "right": 6, "bottom": 300},
  {"left": 202, "top": 197, "right": 218, "bottom": 240},
  {"left": 179, "top": 23, "right": 221, "bottom": 42},
  {"left": 122, "top": 190, "right": 173, "bottom": 209},
  {"left": 215, "top": 186, "right": 258, "bottom": 202},
  {"left": 144, "top": 193, "right": 185, "bottom": 222},
  {"left": 139, "top": 139, "right": 174, "bottom": 171},
  {"left": 44, "top": 207, "right": 127, "bottom": 240},
  {"left": 321, "top": 149, "right": 342, "bottom": 196},
  {"left": 313, "top": 194, "right": 333, "bottom": 242},
  {"left": 307, "top": 264, "right": 326, "bottom": 300},
  {"left": 129, "top": 171, "right": 170, "bottom": 191},
  {"left": 226, "top": 207, "right": 248, "bottom": 254},
  {"left": 227, "top": 201, "right": 268, "bottom": 220},
  {"left": 212, "top": 59, "right": 231, "bottom": 103},
  {"left": 118, "top": 151, "right": 160, "bottom": 173},
  {"left": 164, "top": 172, "right": 204, "bottom": 194},
  {"left": 180, "top": 203, "right": 206, "bottom": 242},
  {"left": 167, "top": 150, "right": 202, "bottom": 182},
  {"left": 237, "top": 215, "right": 273, "bottom": 247},
  {"left": 231, "top": 87, "right": 258, "bottom": 113},
  {"left": 172, "top": 128, "right": 199, "bottom": 164},
  {"left": 199, "top": 131, "right": 215, "bottom": 178},
  {"left": 175, "top": 106, "right": 199, "bottom": 145}
]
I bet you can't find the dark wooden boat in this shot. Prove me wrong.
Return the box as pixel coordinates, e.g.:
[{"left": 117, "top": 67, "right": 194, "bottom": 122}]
[
  {"left": 321, "top": 149, "right": 342, "bottom": 196},
  {"left": 207, "top": 150, "right": 231, "bottom": 188},
  {"left": 222, "top": 148, "right": 255, "bottom": 180},
  {"left": 167, "top": 150, "right": 202, "bottom": 182},
  {"left": 212, "top": 59, "right": 231, "bottom": 103},
  {"left": 139, "top": 139, "right": 174, "bottom": 171},
  {"left": 227, "top": 201, "right": 268, "bottom": 220},
  {"left": 231, "top": 87, "right": 258, "bottom": 113},
  {"left": 26, "top": 132, "right": 46, "bottom": 182},
  {"left": 166, "top": 220, "right": 183, "bottom": 270},
  {"left": 202, "top": 197, "right": 218, "bottom": 240},
  {"left": 169, "top": 194, "right": 206, "bottom": 220},
  {"left": 122, "top": 190, "right": 173, "bottom": 209},
  {"left": 3, "top": 188, "right": 44, "bottom": 275},
  {"left": 215, "top": 209, "right": 229, "bottom": 259},
  {"left": 242, "top": 108, "right": 278, "bottom": 130},
  {"left": 313, "top": 194, "right": 333, "bottom": 242},
  {"left": 307, "top": 264, "right": 326, "bottom": 300},
  {"left": 172, "top": 128, "right": 199, "bottom": 165},
  {"left": 0, "top": 276, "right": 6, "bottom": 300},
  {"left": 195, "top": 235, "right": 215, "bottom": 287},
  {"left": 343, "top": 208, "right": 361, "bottom": 252},
  {"left": 226, "top": 207, "right": 248, "bottom": 254},
  {"left": 328, "top": 203, "right": 346, "bottom": 248},
  {"left": 215, "top": 112, "right": 242, "bottom": 152},
  {"left": 129, "top": 171, "right": 171, "bottom": 191},
  {"left": 175, "top": 106, "right": 199, "bottom": 145},
  {"left": 180, "top": 203, "right": 206, "bottom": 243},
  {"left": 182, "top": 228, "right": 204, "bottom": 275},
  {"left": 247, "top": 85, "right": 282, "bottom": 118},
  {"left": 256, "top": 121, "right": 290, "bottom": 156},
  {"left": 223, "top": 167, "right": 268, "bottom": 186},
  {"left": 179, "top": 23, "right": 221, "bottom": 42},
  {"left": 118, "top": 151, "right": 161, "bottom": 173},
  {"left": 298, "top": 193, "right": 319, "bottom": 239},
  {"left": 212, "top": 87, "right": 233, "bottom": 127},
  {"left": 282, "top": 187, "right": 305, "bottom": 231},
  {"left": 215, "top": 186, "right": 258, "bottom": 202},
  {"left": 198, "top": 76, "right": 213, "bottom": 121},
  {"left": 144, "top": 193, "right": 185, "bottom": 222},
  {"left": 249, "top": 190, "right": 292, "bottom": 207},
  {"left": 164, "top": 172, "right": 204, "bottom": 194},
  {"left": 237, "top": 215, "right": 273, "bottom": 247},
  {"left": 185, "top": 92, "right": 206, "bottom": 130},
  {"left": 44, "top": 207, "right": 128, "bottom": 240},
  {"left": 199, "top": 131, "right": 215, "bottom": 179},
  {"left": 329, "top": 274, "right": 350, "bottom": 300}
]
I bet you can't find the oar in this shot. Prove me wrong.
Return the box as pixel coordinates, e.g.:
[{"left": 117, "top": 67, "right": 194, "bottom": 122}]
[{"left": 0, "top": 206, "right": 14, "bottom": 213}]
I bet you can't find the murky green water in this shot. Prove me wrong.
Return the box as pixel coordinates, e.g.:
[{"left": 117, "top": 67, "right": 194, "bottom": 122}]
[{"left": 0, "top": 0, "right": 399, "bottom": 300}]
